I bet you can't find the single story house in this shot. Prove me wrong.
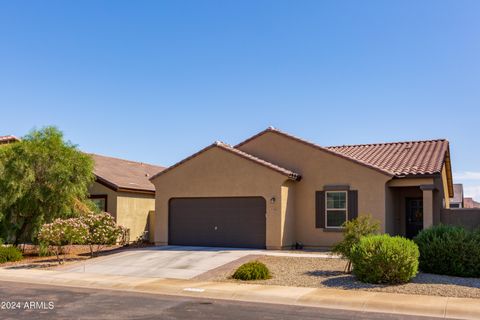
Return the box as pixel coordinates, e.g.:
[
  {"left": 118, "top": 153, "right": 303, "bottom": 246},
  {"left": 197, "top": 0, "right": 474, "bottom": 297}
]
[
  {"left": 88, "top": 154, "right": 165, "bottom": 242},
  {"left": 150, "top": 127, "right": 453, "bottom": 249}
]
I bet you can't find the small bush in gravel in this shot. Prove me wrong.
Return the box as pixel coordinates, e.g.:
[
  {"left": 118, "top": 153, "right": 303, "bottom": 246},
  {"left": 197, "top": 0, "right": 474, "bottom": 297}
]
[
  {"left": 232, "top": 261, "right": 271, "bottom": 280},
  {"left": 0, "top": 246, "right": 23, "bottom": 263},
  {"left": 333, "top": 215, "right": 379, "bottom": 272},
  {"left": 414, "top": 225, "right": 480, "bottom": 277},
  {"left": 351, "top": 234, "right": 419, "bottom": 284}
]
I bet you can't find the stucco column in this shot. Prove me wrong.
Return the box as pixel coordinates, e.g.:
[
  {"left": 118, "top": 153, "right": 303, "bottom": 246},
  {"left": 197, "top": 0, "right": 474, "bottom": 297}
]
[
  {"left": 420, "top": 185, "right": 435, "bottom": 229},
  {"left": 266, "top": 193, "right": 283, "bottom": 250}
]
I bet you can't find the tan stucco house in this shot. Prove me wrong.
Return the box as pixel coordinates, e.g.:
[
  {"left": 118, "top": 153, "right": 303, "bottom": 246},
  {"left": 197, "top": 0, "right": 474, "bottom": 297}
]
[
  {"left": 150, "top": 127, "right": 453, "bottom": 249},
  {"left": 88, "top": 154, "right": 165, "bottom": 242}
]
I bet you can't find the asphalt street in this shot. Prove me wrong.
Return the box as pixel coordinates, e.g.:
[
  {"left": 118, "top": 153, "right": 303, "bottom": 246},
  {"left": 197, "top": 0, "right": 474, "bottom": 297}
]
[{"left": 0, "top": 281, "right": 448, "bottom": 320}]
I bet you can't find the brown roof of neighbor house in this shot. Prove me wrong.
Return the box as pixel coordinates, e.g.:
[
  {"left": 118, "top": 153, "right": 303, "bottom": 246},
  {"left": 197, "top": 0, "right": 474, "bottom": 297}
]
[
  {"left": 0, "top": 135, "right": 19, "bottom": 144},
  {"left": 236, "top": 127, "right": 454, "bottom": 195},
  {"left": 149, "top": 141, "right": 302, "bottom": 182},
  {"left": 91, "top": 153, "right": 165, "bottom": 193}
]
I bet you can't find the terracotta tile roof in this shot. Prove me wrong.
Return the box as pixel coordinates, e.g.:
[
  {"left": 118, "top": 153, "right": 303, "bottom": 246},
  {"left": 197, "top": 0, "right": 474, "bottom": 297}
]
[
  {"left": 237, "top": 127, "right": 450, "bottom": 177},
  {"left": 0, "top": 135, "right": 19, "bottom": 144},
  {"left": 326, "top": 139, "right": 449, "bottom": 176},
  {"left": 91, "top": 154, "right": 165, "bottom": 193},
  {"left": 150, "top": 141, "right": 301, "bottom": 181}
]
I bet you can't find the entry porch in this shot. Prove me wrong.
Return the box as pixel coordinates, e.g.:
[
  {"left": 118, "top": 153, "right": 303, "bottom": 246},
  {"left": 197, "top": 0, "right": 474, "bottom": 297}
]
[{"left": 386, "top": 178, "right": 444, "bottom": 238}]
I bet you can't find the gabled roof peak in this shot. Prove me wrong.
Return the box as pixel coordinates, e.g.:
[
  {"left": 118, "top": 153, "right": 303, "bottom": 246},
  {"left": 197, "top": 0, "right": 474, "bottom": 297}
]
[{"left": 150, "top": 141, "right": 301, "bottom": 182}]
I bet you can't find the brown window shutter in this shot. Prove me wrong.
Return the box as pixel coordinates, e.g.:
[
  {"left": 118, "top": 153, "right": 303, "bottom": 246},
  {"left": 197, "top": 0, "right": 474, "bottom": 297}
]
[
  {"left": 315, "top": 191, "right": 325, "bottom": 228},
  {"left": 348, "top": 190, "right": 358, "bottom": 220}
]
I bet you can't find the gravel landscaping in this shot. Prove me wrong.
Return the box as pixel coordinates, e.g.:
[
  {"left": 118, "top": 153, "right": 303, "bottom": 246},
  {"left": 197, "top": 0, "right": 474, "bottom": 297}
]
[{"left": 210, "top": 255, "right": 480, "bottom": 299}]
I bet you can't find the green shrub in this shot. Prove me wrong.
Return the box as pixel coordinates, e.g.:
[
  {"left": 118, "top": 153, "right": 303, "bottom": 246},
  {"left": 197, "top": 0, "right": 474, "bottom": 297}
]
[
  {"left": 0, "top": 246, "right": 23, "bottom": 263},
  {"left": 333, "top": 215, "right": 380, "bottom": 272},
  {"left": 414, "top": 225, "right": 480, "bottom": 277},
  {"left": 38, "top": 242, "right": 54, "bottom": 257},
  {"left": 351, "top": 234, "right": 419, "bottom": 284},
  {"left": 232, "top": 261, "right": 271, "bottom": 280}
]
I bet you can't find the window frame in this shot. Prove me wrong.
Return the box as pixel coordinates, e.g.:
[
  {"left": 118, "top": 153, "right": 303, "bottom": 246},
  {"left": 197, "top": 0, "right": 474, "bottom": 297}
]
[
  {"left": 89, "top": 194, "right": 108, "bottom": 212},
  {"left": 325, "top": 190, "right": 348, "bottom": 228}
]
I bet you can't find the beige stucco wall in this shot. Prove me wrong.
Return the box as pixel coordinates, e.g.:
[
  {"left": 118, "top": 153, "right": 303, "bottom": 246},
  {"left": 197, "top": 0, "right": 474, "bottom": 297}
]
[
  {"left": 238, "top": 132, "right": 393, "bottom": 247},
  {"left": 151, "top": 146, "right": 292, "bottom": 249},
  {"left": 88, "top": 182, "right": 155, "bottom": 242},
  {"left": 88, "top": 182, "right": 118, "bottom": 219},
  {"left": 281, "top": 181, "right": 296, "bottom": 248},
  {"left": 116, "top": 192, "right": 155, "bottom": 242},
  {"left": 384, "top": 185, "right": 396, "bottom": 235}
]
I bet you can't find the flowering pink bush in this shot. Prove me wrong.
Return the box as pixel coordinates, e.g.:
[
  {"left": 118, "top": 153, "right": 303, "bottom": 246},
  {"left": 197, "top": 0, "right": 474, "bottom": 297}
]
[
  {"left": 37, "top": 212, "right": 127, "bottom": 261},
  {"left": 38, "top": 218, "right": 88, "bottom": 264},
  {"left": 79, "top": 212, "right": 125, "bottom": 257}
]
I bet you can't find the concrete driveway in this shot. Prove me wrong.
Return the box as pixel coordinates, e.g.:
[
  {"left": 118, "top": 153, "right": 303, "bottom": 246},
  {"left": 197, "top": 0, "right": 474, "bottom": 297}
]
[{"left": 59, "top": 246, "right": 258, "bottom": 279}]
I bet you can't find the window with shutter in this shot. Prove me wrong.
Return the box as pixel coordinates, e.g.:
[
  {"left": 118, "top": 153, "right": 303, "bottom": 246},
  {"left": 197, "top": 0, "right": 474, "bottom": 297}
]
[
  {"left": 315, "top": 191, "right": 325, "bottom": 228},
  {"left": 316, "top": 189, "right": 358, "bottom": 229}
]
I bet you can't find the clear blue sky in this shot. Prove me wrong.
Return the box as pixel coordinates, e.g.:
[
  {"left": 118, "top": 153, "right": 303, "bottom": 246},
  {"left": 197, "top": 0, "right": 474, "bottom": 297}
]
[{"left": 1, "top": 1, "right": 479, "bottom": 199}]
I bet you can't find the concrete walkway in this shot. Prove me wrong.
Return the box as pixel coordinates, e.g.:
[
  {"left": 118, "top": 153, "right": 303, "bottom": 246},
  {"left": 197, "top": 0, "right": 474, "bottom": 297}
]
[
  {"left": 0, "top": 268, "right": 478, "bottom": 319},
  {"left": 57, "top": 246, "right": 336, "bottom": 279}
]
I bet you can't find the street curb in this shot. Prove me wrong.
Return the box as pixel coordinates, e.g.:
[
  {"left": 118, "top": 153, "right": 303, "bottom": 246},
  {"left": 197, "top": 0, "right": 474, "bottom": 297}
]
[{"left": 0, "top": 269, "right": 478, "bottom": 319}]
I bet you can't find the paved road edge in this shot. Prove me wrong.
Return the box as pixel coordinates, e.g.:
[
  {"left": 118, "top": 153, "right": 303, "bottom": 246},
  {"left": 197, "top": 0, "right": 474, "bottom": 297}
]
[{"left": 0, "top": 268, "right": 478, "bottom": 319}]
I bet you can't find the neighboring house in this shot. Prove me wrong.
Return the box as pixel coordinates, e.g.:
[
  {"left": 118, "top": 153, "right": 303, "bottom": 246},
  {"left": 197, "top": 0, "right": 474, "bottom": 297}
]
[
  {"left": 1, "top": 135, "right": 167, "bottom": 242},
  {"left": 150, "top": 127, "right": 454, "bottom": 249},
  {"left": 450, "top": 184, "right": 464, "bottom": 208},
  {"left": 0, "top": 135, "right": 19, "bottom": 145},
  {"left": 88, "top": 154, "right": 165, "bottom": 242},
  {"left": 465, "top": 197, "right": 480, "bottom": 208}
]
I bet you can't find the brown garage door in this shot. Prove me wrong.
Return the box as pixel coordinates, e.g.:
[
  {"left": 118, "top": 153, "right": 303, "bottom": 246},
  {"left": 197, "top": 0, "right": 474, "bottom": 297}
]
[{"left": 169, "top": 197, "right": 266, "bottom": 249}]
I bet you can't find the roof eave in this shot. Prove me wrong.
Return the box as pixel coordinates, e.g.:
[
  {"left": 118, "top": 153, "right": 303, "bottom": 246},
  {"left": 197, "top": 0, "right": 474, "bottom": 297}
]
[
  {"left": 218, "top": 144, "right": 302, "bottom": 181},
  {"left": 150, "top": 142, "right": 302, "bottom": 182},
  {"left": 393, "top": 172, "right": 441, "bottom": 178},
  {"left": 443, "top": 145, "right": 454, "bottom": 197},
  {"left": 95, "top": 175, "right": 120, "bottom": 191},
  {"left": 94, "top": 175, "right": 155, "bottom": 194},
  {"left": 116, "top": 187, "right": 155, "bottom": 195}
]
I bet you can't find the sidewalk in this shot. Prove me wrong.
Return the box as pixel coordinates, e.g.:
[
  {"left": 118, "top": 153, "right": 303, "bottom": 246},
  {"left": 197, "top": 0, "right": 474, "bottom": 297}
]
[{"left": 0, "top": 268, "right": 479, "bottom": 319}]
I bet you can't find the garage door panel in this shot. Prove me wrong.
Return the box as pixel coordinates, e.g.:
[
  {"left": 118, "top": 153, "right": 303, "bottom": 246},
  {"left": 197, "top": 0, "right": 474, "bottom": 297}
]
[{"left": 169, "top": 197, "right": 266, "bottom": 249}]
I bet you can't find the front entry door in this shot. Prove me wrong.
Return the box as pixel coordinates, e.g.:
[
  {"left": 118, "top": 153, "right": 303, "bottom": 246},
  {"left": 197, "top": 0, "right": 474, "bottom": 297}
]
[{"left": 406, "top": 198, "right": 423, "bottom": 238}]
